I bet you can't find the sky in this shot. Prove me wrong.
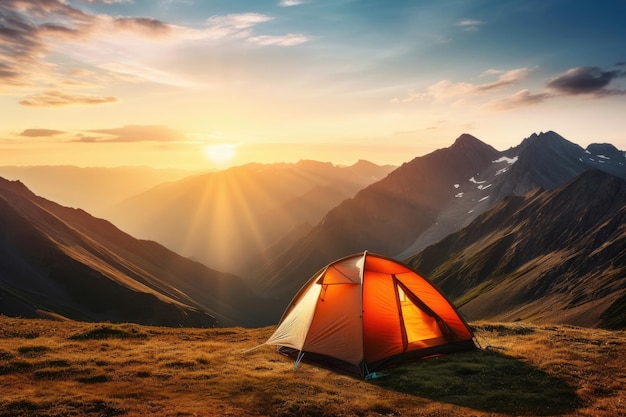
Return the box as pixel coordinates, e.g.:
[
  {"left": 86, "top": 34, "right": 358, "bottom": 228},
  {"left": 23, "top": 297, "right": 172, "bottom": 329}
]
[{"left": 1, "top": 0, "right": 626, "bottom": 170}]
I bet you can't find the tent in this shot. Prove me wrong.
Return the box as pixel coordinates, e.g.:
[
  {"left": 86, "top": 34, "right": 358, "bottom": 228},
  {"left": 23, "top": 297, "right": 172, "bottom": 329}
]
[{"left": 265, "top": 251, "right": 477, "bottom": 377}]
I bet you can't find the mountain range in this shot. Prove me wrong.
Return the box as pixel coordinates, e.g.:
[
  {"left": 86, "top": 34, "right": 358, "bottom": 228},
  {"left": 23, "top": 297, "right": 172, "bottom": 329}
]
[
  {"left": 257, "top": 132, "right": 626, "bottom": 308},
  {"left": 102, "top": 160, "right": 394, "bottom": 274},
  {"left": 0, "top": 177, "right": 265, "bottom": 327},
  {"left": 0, "top": 130, "right": 625, "bottom": 329}
]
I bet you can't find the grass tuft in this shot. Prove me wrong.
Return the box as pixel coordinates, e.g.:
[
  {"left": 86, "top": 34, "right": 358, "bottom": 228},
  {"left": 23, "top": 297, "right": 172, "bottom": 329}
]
[
  {"left": 68, "top": 324, "right": 147, "bottom": 340},
  {"left": 17, "top": 345, "right": 50, "bottom": 357},
  {"left": 76, "top": 374, "right": 110, "bottom": 384}
]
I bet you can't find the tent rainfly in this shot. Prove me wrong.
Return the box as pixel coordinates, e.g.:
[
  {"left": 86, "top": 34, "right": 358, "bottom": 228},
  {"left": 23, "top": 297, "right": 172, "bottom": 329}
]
[{"left": 265, "top": 251, "right": 477, "bottom": 378}]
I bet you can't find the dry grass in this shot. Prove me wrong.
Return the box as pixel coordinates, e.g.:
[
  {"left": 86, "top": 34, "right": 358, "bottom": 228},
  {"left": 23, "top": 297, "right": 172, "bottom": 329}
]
[{"left": 0, "top": 316, "right": 624, "bottom": 417}]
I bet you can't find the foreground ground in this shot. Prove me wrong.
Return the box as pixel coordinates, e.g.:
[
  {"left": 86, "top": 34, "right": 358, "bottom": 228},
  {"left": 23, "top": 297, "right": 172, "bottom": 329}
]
[{"left": 0, "top": 316, "right": 624, "bottom": 416}]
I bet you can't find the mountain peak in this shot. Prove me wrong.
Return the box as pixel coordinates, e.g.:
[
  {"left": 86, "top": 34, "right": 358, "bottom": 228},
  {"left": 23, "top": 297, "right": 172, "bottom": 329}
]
[
  {"left": 453, "top": 133, "right": 482, "bottom": 145},
  {"left": 523, "top": 130, "right": 568, "bottom": 145},
  {"left": 445, "top": 133, "right": 500, "bottom": 160},
  {"left": 351, "top": 159, "right": 377, "bottom": 168},
  {"left": 0, "top": 176, "right": 33, "bottom": 196},
  {"left": 294, "top": 160, "right": 335, "bottom": 170},
  {"left": 586, "top": 143, "right": 620, "bottom": 156}
]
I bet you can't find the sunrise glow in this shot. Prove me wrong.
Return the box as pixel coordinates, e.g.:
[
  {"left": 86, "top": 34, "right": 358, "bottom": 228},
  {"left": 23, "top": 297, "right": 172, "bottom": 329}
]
[{"left": 204, "top": 144, "right": 237, "bottom": 166}]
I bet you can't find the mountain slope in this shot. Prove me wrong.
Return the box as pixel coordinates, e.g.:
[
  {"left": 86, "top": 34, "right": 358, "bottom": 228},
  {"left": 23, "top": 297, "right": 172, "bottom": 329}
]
[
  {"left": 104, "top": 160, "right": 394, "bottom": 273},
  {"left": 257, "top": 134, "right": 501, "bottom": 303},
  {"left": 406, "top": 170, "right": 626, "bottom": 329},
  {"left": 0, "top": 177, "right": 261, "bottom": 327}
]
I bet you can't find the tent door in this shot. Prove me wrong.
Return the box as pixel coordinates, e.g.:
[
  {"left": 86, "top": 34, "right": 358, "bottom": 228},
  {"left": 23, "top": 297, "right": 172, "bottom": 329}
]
[{"left": 393, "top": 276, "right": 448, "bottom": 350}]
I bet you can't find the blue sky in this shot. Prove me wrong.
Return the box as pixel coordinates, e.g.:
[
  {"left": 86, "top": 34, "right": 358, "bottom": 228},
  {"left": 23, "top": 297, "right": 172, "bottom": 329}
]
[{"left": 1, "top": 0, "right": 625, "bottom": 168}]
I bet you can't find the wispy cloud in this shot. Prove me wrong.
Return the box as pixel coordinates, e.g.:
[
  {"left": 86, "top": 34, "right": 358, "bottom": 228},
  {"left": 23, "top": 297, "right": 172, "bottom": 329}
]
[
  {"left": 19, "top": 91, "right": 117, "bottom": 107},
  {"left": 393, "top": 67, "right": 536, "bottom": 103},
  {"left": 19, "top": 129, "right": 65, "bottom": 137},
  {"left": 278, "top": 0, "right": 307, "bottom": 6},
  {"left": 205, "top": 13, "right": 272, "bottom": 37},
  {"left": 79, "top": 0, "right": 132, "bottom": 3},
  {"left": 457, "top": 19, "right": 484, "bottom": 31},
  {"left": 487, "top": 89, "right": 552, "bottom": 110},
  {"left": 249, "top": 33, "right": 310, "bottom": 46},
  {"left": 476, "top": 67, "right": 538, "bottom": 91},
  {"left": 109, "top": 16, "right": 172, "bottom": 36},
  {"left": 79, "top": 125, "right": 183, "bottom": 143},
  {"left": 201, "top": 13, "right": 310, "bottom": 45}
]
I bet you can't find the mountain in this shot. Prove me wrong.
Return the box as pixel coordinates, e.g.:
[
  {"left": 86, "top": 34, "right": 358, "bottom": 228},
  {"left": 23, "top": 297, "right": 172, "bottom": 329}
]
[
  {"left": 256, "top": 131, "right": 626, "bottom": 323},
  {"left": 0, "top": 177, "right": 263, "bottom": 327},
  {"left": 406, "top": 170, "right": 626, "bottom": 329},
  {"left": 402, "top": 131, "right": 626, "bottom": 256},
  {"left": 0, "top": 165, "right": 199, "bottom": 218},
  {"left": 104, "top": 160, "right": 395, "bottom": 274}
]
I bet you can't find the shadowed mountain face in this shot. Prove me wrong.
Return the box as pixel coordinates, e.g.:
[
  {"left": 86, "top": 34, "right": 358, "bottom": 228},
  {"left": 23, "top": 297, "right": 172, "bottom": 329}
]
[
  {"left": 104, "top": 160, "right": 394, "bottom": 274},
  {"left": 406, "top": 170, "right": 626, "bottom": 329},
  {"left": 0, "top": 177, "right": 262, "bottom": 327},
  {"left": 255, "top": 132, "right": 626, "bottom": 324}
]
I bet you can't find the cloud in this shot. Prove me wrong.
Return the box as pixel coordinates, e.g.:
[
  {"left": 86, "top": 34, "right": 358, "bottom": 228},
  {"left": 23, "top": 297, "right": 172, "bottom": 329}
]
[
  {"left": 487, "top": 89, "right": 552, "bottom": 110},
  {"left": 457, "top": 19, "right": 484, "bottom": 31},
  {"left": 476, "top": 67, "right": 538, "bottom": 91},
  {"left": 80, "top": 125, "right": 183, "bottom": 143},
  {"left": 205, "top": 13, "right": 273, "bottom": 38},
  {"left": 546, "top": 66, "right": 626, "bottom": 96},
  {"left": 394, "top": 67, "right": 535, "bottom": 103},
  {"left": 100, "top": 62, "right": 201, "bottom": 88},
  {"left": 396, "top": 63, "right": 626, "bottom": 112},
  {"left": 1, "top": 2, "right": 311, "bottom": 106},
  {"left": 249, "top": 33, "right": 310, "bottom": 46},
  {"left": 78, "top": 0, "right": 132, "bottom": 3},
  {"left": 0, "top": 1, "right": 116, "bottom": 102},
  {"left": 19, "top": 91, "right": 117, "bottom": 107},
  {"left": 110, "top": 16, "right": 172, "bottom": 36},
  {"left": 486, "top": 65, "right": 626, "bottom": 110},
  {"left": 278, "top": 0, "right": 306, "bottom": 6},
  {"left": 19, "top": 129, "right": 65, "bottom": 137}
]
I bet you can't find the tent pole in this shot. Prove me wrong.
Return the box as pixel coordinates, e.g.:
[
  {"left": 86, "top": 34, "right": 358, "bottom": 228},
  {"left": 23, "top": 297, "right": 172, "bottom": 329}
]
[{"left": 293, "top": 351, "right": 306, "bottom": 371}]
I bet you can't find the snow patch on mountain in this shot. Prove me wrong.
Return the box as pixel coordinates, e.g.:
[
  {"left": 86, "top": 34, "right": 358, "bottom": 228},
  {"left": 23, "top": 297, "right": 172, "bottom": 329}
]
[
  {"left": 469, "top": 176, "right": 486, "bottom": 184},
  {"left": 493, "top": 156, "right": 518, "bottom": 164}
]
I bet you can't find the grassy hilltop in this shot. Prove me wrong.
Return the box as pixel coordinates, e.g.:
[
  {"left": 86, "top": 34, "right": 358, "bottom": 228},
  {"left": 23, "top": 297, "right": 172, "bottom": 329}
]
[{"left": 0, "top": 316, "right": 624, "bottom": 417}]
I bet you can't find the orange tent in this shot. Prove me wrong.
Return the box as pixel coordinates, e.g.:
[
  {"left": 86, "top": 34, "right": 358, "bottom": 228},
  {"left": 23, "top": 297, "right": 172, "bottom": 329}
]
[{"left": 265, "top": 251, "right": 477, "bottom": 377}]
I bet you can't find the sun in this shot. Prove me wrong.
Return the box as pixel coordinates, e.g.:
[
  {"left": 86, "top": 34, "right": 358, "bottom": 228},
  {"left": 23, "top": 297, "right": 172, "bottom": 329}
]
[{"left": 204, "top": 144, "right": 237, "bottom": 166}]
